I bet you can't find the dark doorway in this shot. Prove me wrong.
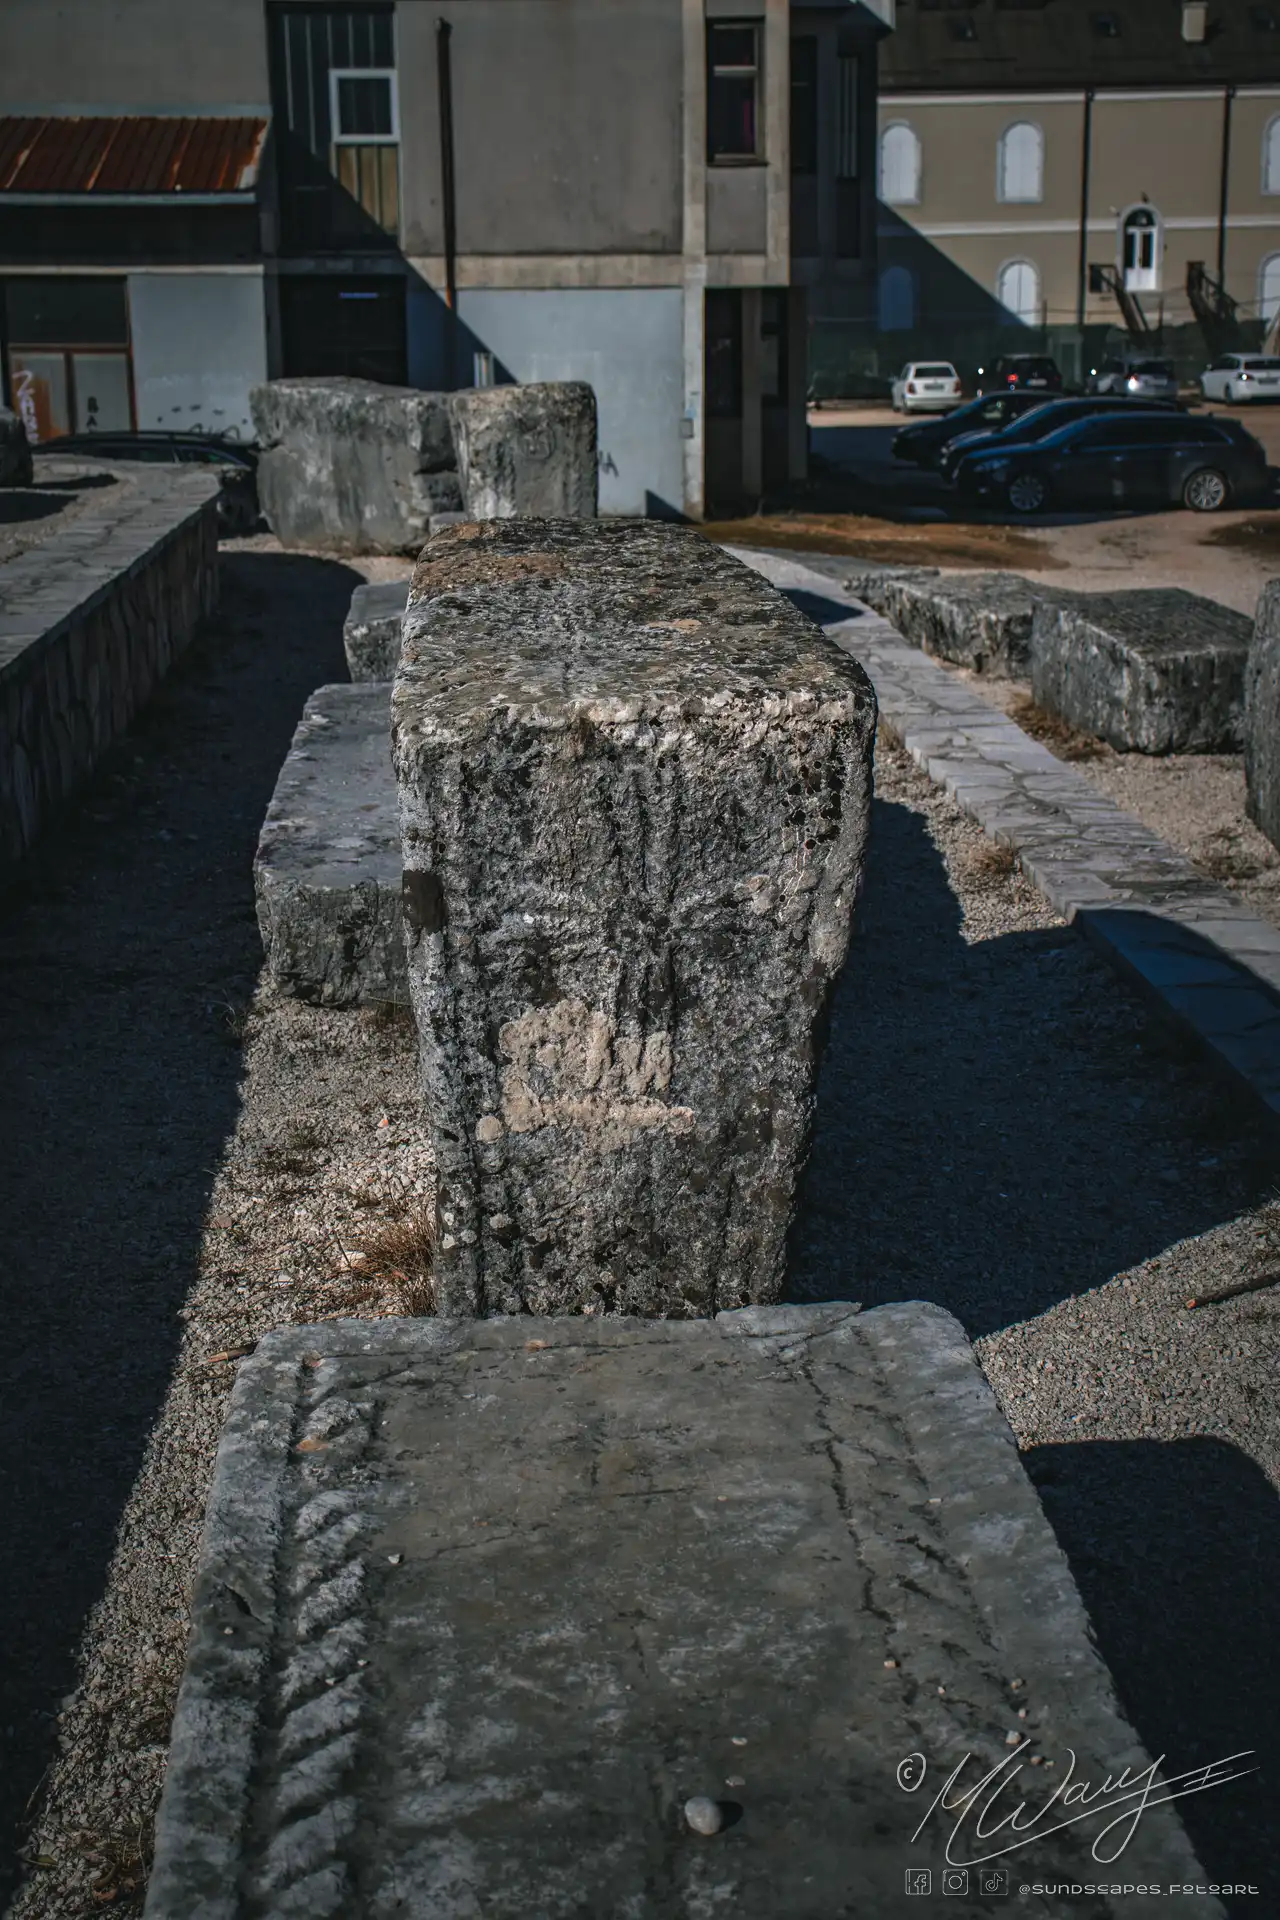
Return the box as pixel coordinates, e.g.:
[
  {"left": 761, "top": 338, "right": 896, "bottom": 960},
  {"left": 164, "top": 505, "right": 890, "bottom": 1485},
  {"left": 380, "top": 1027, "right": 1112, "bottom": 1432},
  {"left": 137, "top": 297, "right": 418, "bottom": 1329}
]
[{"left": 278, "top": 274, "right": 407, "bottom": 383}]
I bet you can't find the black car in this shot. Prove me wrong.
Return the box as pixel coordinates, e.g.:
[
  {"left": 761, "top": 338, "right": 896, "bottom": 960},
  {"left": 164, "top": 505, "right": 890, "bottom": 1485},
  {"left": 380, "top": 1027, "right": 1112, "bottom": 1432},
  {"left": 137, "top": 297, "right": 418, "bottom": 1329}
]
[
  {"left": 975, "top": 354, "right": 1063, "bottom": 397},
  {"left": 891, "top": 390, "right": 1049, "bottom": 470},
  {"left": 40, "top": 430, "right": 260, "bottom": 534},
  {"left": 939, "top": 394, "right": 1180, "bottom": 482},
  {"left": 955, "top": 410, "right": 1268, "bottom": 514}
]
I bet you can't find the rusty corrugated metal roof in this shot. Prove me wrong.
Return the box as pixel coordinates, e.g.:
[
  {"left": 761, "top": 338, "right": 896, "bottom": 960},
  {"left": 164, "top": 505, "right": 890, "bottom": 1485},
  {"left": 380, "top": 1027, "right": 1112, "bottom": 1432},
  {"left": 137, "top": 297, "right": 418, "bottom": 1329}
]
[{"left": 0, "top": 116, "right": 268, "bottom": 195}]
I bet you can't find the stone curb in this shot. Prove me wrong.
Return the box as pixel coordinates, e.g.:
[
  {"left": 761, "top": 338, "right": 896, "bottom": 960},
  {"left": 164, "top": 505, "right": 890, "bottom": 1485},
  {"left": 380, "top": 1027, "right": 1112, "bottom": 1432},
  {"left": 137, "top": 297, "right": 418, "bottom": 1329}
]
[
  {"left": 729, "top": 547, "right": 1280, "bottom": 1128},
  {"left": 145, "top": 1303, "right": 1223, "bottom": 1919}
]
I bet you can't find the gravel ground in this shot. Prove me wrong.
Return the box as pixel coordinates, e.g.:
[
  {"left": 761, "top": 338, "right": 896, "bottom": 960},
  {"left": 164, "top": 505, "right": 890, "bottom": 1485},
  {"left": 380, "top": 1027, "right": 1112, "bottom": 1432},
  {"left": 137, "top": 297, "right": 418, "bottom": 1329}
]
[{"left": 3, "top": 544, "right": 1278, "bottom": 1916}]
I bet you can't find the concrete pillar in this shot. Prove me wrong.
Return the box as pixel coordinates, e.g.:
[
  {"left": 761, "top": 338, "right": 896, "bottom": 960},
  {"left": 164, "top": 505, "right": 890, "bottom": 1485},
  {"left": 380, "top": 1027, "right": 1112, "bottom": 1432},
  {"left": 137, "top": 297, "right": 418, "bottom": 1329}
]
[
  {"left": 681, "top": 0, "right": 708, "bottom": 519},
  {"left": 393, "top": 519, "right": 877, "bottom": 1319},
  {"left": 740, "top": 286, "right": 763, "bottom": 502}
]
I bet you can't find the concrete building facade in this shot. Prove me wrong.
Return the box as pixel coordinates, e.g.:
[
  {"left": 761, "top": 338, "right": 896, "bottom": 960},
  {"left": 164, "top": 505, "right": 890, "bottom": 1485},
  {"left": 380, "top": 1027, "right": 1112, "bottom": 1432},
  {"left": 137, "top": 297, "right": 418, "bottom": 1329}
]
[{"left": 1, "top": 0, "right": 890, "bottom": 517}]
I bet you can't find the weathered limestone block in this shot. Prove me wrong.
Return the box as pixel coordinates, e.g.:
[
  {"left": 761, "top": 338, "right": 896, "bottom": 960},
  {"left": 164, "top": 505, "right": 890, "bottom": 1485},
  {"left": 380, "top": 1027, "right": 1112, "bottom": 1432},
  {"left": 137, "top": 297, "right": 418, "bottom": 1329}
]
[
  {"left": 849, "top": 567, "right": 1056, "bottom": 676},
  {"left": 0, "top": 406, "right": 33, "bottom": 487},
  {"left": 447, "top": 382, "right": 598, "bottom": 520},
  {"left": 1031, "top": 587, "right": 1252, "bottom": 753},
  {"left": 343, "top": 579, "right": 410, "bottom": 682},
  {"left": 1245, "top": 579, "right": 1280, "bottom": 849},
  {"left": 392, "top": 519, "right": 877, "bottom": 1317},
  {"left": 146, "top": 1305, "right": 1224, "bottom": 1920},
  {"left": 250, "top": 377, "right": 461, "bottom": 555},
  {"left": 255, "top": 685, "right": 406, "bottom": 1005}
]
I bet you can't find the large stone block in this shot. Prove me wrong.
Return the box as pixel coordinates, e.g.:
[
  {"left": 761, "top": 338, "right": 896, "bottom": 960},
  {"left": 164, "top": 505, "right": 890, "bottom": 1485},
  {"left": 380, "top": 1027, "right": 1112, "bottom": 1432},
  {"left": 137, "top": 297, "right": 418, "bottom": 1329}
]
[
  {"left": 447, "top": 381, "right": 598, "bottom": 520},
  {"left": 1245, "top": 579, "right": 1280, "bottom": 849},
  {"left": 249, "top": 377, "right": 461, "bottom": 556},
  {"left": 145, "top": 1305, "right": 1224, "bottom": 1920},
  {"left": 343, "top": 579, "right": 410, "bottom": 682},
  {"left": 255, "top": 684, "right": 406, "bottom": 1005},
  {"left": 0, "top": 405, "right": 33, "bottom": 487},
  {"left": 848, "top": 567, "right": 1054, "bottom": 676},
  {"left": 1031, "top": 587, "right": 1252, "bottom": 753},
  {"left": 392, "top": 519, "right": 876, "bottom": 1318}
]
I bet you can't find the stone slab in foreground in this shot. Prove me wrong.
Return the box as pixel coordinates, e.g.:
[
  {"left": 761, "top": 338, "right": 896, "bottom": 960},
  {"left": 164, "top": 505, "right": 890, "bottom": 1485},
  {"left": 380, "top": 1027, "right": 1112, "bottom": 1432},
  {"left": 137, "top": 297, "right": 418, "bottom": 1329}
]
[
  {"left": 1245, "top": 579, "right": 1280, "bottom": 852},
  {"left": 1031, "top": 588, "right": 1252, "bottom": 754},
  {"left": 343, "top": 580, "right": 410, "bottom": 683},
  {"left": 145, "top": 1304, "right": 1224, "bottom": 1920},
  {"left": 250, "top": 378, "right": 462, "bottom": 556},
  {"left": 255, "top": 684, "right": 406, "bottom": 1005},
  {"left": 392, "top": 519, "right": 876, "bottom": 1317},
  {"left": 447, "top": 381, "right": 598, "bottom": 520}
]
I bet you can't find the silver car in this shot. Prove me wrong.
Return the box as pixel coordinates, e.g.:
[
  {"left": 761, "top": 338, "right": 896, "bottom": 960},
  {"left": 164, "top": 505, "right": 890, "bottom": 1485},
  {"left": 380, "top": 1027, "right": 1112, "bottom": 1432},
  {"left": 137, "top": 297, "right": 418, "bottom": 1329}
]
[{"left": 1087, "top": 356, "right": 1180, "bottom": 402}]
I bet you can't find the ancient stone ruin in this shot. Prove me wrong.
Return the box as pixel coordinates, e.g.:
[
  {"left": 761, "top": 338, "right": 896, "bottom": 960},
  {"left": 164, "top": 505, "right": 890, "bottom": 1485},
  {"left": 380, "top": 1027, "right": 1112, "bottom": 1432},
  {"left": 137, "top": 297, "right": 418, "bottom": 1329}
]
[
  {"left": 448, "top": 381, "right": 599, "bottom": 520},
  {"left": 250, "top": 377, "right": 462, "bottom": 555},
  {"left": 342, "top": 579, "right": 410, "bottom": 683},
  {"left": 1246, "top": 579, "right": 1280, "bottom": 850},
  {"left": 392, "top": 518, "right": 876, "bottom": 1318},
  {"left": 846, "top": 566, "right": 1050, "bottom": 676}
]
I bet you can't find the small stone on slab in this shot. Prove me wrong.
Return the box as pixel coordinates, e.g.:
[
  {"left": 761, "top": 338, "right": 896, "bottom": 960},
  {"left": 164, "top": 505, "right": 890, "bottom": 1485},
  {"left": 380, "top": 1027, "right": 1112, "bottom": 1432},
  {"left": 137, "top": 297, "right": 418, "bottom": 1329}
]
[
  {"left": 1031, "top": 587, "right": 1252, "bottom": 753},
  {"left": 343, "top": 581, "right": 410, "bottom": 683},
  {"left": 145, "top": 1303, "right": 1223, "bottom": 1920},
  {"left": 255, "top": 684, "right": 406, "bottom": 1006}
]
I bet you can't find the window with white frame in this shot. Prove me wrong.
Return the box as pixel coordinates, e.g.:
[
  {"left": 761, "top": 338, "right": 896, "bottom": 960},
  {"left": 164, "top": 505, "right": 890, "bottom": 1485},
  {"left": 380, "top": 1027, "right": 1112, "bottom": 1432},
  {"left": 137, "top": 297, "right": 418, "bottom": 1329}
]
[
  {"left": 331, "top": 70, "right": 398, "bottom": 143},
  {"left": 1261, "top": 252, "right": 1280, "bottom": 324},
  {"left": 997, "top": 122, "right": 1044, "bottom": 203},
  {"left": 996, "top": 258, "right": 1041, "bottom": 325},
  {"left": 880, "top": 122, "right": 921, "bottom": 205},
  {"left": 1265, "top": 115, "right": 1280, "bottom": 194}
]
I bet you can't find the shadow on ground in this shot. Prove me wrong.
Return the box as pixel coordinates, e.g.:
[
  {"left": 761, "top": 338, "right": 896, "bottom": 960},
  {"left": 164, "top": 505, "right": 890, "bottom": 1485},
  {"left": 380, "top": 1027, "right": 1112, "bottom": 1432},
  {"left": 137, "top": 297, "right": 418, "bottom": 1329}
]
[
  {"left": 0, "top": 548, "right": 357, "bottom": 1901},
  {"left": 1027, "top": 1437, "right": 1279, "bottom": 1910},
  {"left": 790, "top": 789, "right": 1263, "bottom": 1334}
]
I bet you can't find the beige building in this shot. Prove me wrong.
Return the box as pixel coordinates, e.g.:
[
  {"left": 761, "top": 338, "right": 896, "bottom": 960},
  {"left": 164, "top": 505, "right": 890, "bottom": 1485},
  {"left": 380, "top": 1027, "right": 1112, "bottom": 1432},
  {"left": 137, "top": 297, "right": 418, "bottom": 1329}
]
[{"left": 868, "top": 0, "right": 1280, "bottom": 380}]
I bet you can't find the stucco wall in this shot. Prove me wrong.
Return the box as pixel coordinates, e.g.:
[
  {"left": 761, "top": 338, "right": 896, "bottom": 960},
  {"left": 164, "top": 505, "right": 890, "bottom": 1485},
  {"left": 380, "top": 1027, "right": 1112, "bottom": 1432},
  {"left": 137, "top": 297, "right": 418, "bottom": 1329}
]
[
  {"left": 127, "top": 272, "right": 267, "bottom": 441},
  {"left": 0, "top": 0, "right": 269, "bottom": 112},
  {"left": 456, "top": 289, "right": 684, "bottom": 517}
]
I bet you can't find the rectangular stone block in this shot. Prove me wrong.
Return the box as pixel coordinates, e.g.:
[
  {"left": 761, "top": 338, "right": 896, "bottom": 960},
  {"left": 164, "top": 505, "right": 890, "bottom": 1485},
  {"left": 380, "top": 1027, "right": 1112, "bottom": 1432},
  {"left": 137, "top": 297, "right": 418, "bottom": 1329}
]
[
  {"left": 342, "top": 580, "right": 410, "bottom": 683},
  {"left": 255, "top": 684, "right": 406, "bottom": 1006},
  {"left": 848, "top": 568, "right": 1057, "bottom": 676},
  {"left": 1245, "top": 579, "right": 1280, "bottom": 851},
  {"left": 447, "top": 382, "right": 598, "bottom": 520},
  {"left": 392, "top": 519, "right": 877, "bottom": 1317},
  {"left": 250, "top": 378, "right": 461, "bottom": 556},
  {"left": 145, "top": 1304, "right": 1224, "bottom": 1920},
  {"left": 1030, "top": 587, "right": 1252, "bottom": 753}
]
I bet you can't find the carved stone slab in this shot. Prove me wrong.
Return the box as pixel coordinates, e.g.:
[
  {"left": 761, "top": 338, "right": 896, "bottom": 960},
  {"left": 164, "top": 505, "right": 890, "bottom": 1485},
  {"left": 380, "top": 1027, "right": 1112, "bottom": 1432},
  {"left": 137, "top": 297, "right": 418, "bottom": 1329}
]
[
  {"left": 391, "top": 519, "right": 878, "bottom": 1317},
  {"left": 343, "top": 581, "right": 410, "bottom": 683},
  {"left": 446, "top": 382, "right": 599, "bottom": 520},
  {"left": 145, "top": 1305, "right": 1223, "bottom": 1920}
]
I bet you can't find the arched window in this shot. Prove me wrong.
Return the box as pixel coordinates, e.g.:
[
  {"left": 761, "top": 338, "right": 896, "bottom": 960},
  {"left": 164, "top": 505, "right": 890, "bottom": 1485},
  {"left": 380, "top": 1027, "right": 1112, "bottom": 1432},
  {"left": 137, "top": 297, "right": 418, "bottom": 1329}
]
[
  {"left": 1261, "top": 253, "right": 1280, "bottom": 326},
  {"left": 996, "top": 258, "right": 1041, "bottom": 326},
  {"left": 880, "top": 123, "right": 921, "bottom": 205},
  {"left": 997, "top": 122, "right": 1044, "bottom": 204},
  {"left": 878, "top": 265, "right": 916, "bottom": 332},
  {"left": 1121, "top": 205, "right": 1160, "bottom": 293},
  {"left": 1265, "top": 116, "right": 1280, "bottom": 195}
]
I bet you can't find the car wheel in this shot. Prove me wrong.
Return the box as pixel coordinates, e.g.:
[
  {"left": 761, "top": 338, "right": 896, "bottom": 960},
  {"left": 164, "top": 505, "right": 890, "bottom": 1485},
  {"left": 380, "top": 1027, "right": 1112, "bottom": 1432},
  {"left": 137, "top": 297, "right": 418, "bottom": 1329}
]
[
  {"left": 1007, "top": 471, "right": 1049, "bottom": 514},
  {"left": 1183, "top": 467, "right": 1230, "bottom": 513}
]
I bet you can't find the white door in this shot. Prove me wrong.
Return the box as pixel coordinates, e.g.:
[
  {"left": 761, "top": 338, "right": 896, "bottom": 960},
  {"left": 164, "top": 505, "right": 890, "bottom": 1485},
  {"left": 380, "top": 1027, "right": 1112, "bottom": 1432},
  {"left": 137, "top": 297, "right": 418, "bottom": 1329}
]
[
  {"left": 996, "top": 259, "right": 1040, "bottom": 326},
  {"left": 1122, "top": 210, "right": 1160, "bottom": 294}
]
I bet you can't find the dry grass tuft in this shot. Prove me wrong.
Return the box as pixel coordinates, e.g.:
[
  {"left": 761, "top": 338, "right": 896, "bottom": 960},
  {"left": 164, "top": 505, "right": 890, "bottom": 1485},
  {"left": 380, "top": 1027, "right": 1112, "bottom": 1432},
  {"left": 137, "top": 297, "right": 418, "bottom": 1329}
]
[
  {"left": 963, "top": 838, "right": 1019, "bottom": 881},
  {"left": 332, "top": 1206, "right": 438, "bottom": 1317},
  {"left": 1008, "top": 693, "right": 1107, "bottom": 762},
  {"left": 363, "top": 1000, "right": 417, "bottom": 1036}
]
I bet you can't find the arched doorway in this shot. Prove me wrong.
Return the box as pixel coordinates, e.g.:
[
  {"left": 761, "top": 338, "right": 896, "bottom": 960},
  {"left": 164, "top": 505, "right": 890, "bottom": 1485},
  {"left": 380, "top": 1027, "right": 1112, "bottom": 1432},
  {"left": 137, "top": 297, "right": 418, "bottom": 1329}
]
[
  {"left": 1260, "top": 252, "right": 1280, "bottom": 328},
  {"left": 1121, "top": 206, "right": 1160, "bottom": 295},
  {"left": 996, "top": 259, "right": 1041, "bottom": 326}
]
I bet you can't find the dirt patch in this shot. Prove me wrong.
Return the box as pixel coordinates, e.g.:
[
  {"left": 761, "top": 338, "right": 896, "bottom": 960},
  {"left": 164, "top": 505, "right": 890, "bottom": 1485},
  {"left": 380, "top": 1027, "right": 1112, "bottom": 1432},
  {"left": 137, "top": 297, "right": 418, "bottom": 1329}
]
[
  {"left": 1006, "top": 691, "right": 1109, "bottom": 762},
  {"left": 697, "top": 512, "right": 1060, "bottom": 570},
  {"left": 1201, "top": 515, "right": 1280, "bottom": 561}
]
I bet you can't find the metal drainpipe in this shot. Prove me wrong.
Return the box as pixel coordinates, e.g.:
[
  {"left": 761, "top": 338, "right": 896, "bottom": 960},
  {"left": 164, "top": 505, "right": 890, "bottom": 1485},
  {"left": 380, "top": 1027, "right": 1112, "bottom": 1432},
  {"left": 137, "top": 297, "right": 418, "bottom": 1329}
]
[
  {"left": 1076, "top": 86, "right": 1094, "bottom": 332},
  {"left": 1217, "top": 84, "right": 1235, "bottom": 291},
  {"left": 437, "top": 18, "right": 459, "bottom": 386}
]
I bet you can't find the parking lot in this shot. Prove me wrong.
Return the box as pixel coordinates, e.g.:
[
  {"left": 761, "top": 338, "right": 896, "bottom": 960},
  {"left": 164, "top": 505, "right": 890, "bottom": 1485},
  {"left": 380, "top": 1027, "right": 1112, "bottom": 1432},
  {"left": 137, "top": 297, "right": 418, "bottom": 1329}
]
[{"left": 702, "top": 399, "right": 1280, "bottom": 618}]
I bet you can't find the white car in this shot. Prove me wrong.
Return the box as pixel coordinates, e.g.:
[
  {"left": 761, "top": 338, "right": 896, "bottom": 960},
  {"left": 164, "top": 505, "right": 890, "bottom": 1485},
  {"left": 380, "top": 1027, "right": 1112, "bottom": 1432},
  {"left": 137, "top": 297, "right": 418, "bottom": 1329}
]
[
  {"left": 1198, "top": 353, "right": 1280, "bottom": 402},
  {"left": 890, "top": 362, "right": 963, "bottom": 413}
]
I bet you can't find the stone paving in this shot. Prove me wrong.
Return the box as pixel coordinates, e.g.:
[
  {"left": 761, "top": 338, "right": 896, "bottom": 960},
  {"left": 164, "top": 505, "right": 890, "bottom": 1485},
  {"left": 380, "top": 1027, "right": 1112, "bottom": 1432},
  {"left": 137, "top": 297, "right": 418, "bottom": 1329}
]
[
  {"left": 146, "top": 1304, "right": 1222, "bottom": 1920},
  {"left": 730, "top": 548, "right": 1280, "bottom": 1126}
]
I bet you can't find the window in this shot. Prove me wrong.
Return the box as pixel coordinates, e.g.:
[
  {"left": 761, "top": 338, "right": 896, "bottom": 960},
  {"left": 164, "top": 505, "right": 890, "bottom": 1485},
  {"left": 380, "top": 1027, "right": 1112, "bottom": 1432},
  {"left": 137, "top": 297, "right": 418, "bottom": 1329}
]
[
  {"left": 708, "top": 22, "right": 762, "bottom": 163},
  {"left": 997, "top": 122, "right": 1044, "bottom": 204},
  {"left": 1261, "top": 253, "right": 1280, "bottom": 325},
  {"left": 1121, "top": 206, "right": 1160, "bottom": 292},
  {"left": 996, "top": 258, "right": 1041, "bottom": 325},
  {"left": 4, "top": 278, "right": 133, "bottom": 442},
  {"left": 790, "top": 37, "right": 817, "bottom": 175},
  {"left": 880, "top": 122, "right": 921, "bottom": 204},
  {"left": 331, "top": 71, "right": 397, "bottom": 141},
  {"left": 837, "top": 55, "right": 859, "bottom": 179},
  {"left": 1265, "top": 116, "right": 1280, "bottom": 195},
  {"left": 878, "top": 264, "right": 916, "bottom": 331},
  {"left": 269, "top": 6, "right": 399, "bottom": 243}
]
